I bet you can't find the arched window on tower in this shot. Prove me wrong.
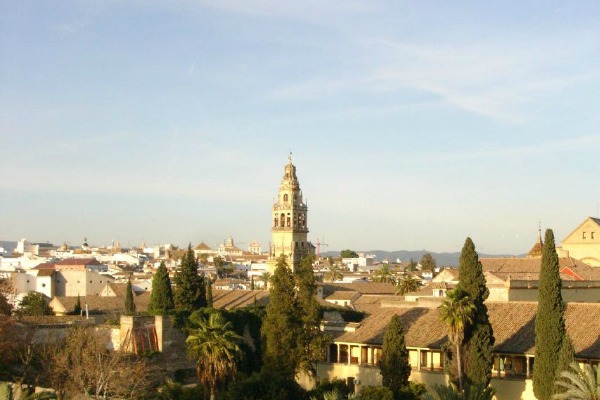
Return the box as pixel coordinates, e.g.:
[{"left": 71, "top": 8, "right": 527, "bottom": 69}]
[
  {"left": 287, "top": 214, "right": 291, "bottom": 227},
  {"left": 283, "top": 194, "right": 288, "bottom": 202},
  {"left": 280, "top": 213, "right": 285, "bottom": 227},
  {"left": 274, "top": 217, "right": 278, "bottom": 227}
]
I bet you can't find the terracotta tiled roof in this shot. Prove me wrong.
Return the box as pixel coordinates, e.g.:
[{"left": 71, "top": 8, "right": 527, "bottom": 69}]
[
  {"left": 55, "top": 258, "right": 100, "bottom": 265},
  {"left": 481, "top": 257, "right": 600, "bottom": 281},
  {"left": 50, "top": 293, "right": 150, "bottom": 314},
  {"left": 323, "top": 282, "right": 396, "bottom": 296},
  {"left": 334, "top": 302, "right": 600, "bottom": 358},
  {"left": 212, "top": 290, "right": 269, "bottom": 310},
  {"left": 36, "top": 269, "right": 55, "bottom": 277},
  {"left": 325, "top": 291, "right": 359, "bottom": 301},
  {"left": 33, "top": 263, "right": 56, "bottom": 270},
  {"left": 352, "top": 295, "right": 398, "bottom": 314}
]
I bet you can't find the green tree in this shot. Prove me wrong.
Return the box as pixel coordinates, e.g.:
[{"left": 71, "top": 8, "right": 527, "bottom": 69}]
[
  {"left": 148, "top": 261, "right": 174, "bottom": 315},
  {"left": 553, "top": 362, "right": 600, "bottom": 400},
  {"left": 439, "top": 289, "right": 475, "bottom": 392},
  {"left": 358, "top": 386, "right": 394, "bottom": 400},
  {"left": 125, "top": 279, "right": 136, "bottom": 315},
  {"left": 534, "top": 229, "right": 566, "bottom": 400},
  {"left": 373, "top": 264, "right": 396, "bottom": 284},
  {"left": 295, "top": 255, "right": 328, "bottom": 374},
  {"left": 424, "top": 383, "right": 495, "bottom": 400},
  {"left": 72, "top": 294, "right": 82, "bottom": 315},
  {"left": 407, "top": 258, "right": 418, "bottom": 272},
  {"left": 206, "top": 281, "right": 213, "bottom": 308},
  {"left": 396, "top": 274, "right": 421, "bottom": 295},
  {"left": 380, "top": 315, "right": 411, "bottom": 396},
  {"left": 340, "top": 249, "right": 359, "bottom": 258},
  {"left": 456, "top": 238, "right": 495, "bottom": 387},
  {"left": 174, "top": 244, "right": 207, "bottom": 311},
  {"left": 186, "top": 312, "right": 242, "bottom": 400},
  {"left": 420, "top": 253, "right": 437, "bottom": 272},
  {"left": 18, "top": 292, "right": 52, "bottom": 316},
  {"left": 325, "top": 263, "right": 343, "bottom": 283},
  {"left": 262, "top": 256, "right": 300, "bottom": 379},
  {"left": 555, "top": 334, "right": 576, "bottom": 396}
]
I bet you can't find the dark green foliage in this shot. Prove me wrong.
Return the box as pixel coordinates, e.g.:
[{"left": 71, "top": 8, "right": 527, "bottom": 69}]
[
  {"left": 340, "top": 249, "right": 359, "bottom": 258},
  {"left": 399, "top": 382, "right": 427, "bottom": 400},
  {"left": 357, "top": 385, "right": 394, "bottom": 400},
  {"left": 218, "top": 371, "right": 308, "bottom": 400},
  {"left": 262, "top": 255, "right": 328, "bottom": 379},
  {"left": 262, "top": 256, "right": 300, "bottom": 378},
  {"left": 408, "top": 258, "right": 418, "bottom": 272},
  {"left": 319, "top": 306, "right": 366, "bottom": 323},
  {"left": 555, "top": 334, "right": 576, "bottom": 396},
  {"left": 309, "top": 378, "right": 350, "bottom": 399},
  {"left": 125, "top": 279, "right": 136, "bottom": 315},
  {"left": 18, "top": 292, "right": 52, "bottom": 316},
  {"left": 456, "top": 238, "right": 494, "bottom": 386},
  {"left": 206, "top": 281, "right": 213, "bottom": 308},
  {"left": 148, "top": 261, "right": 174, "bottom": 315},
  {"left": 534, "top": 229, "right": 566, "bottom": 400},
  {"left": 419, "top": 253, "right": 437, "bottom": 272},
  {"left": 295, "top": 254, "right": 328, "bottom": 373},
  {"left": 73, "top": 294, "right": 82, "bottom": 315},
  {"left": 424, "top": 383, "right": 495, "bottom": 400},
  {"left": 381, "top": 315, "right": 411, "bottom": 396},
  {"left": 151, "top": 382, "right": 206, "bottom": 400},
  {"left": 174, "top": 244, "right": 207, "bottom": 312}
]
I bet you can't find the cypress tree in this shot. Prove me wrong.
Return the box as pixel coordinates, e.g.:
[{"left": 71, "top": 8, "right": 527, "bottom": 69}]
[
  {"left": 262, "top": 255, "right": 301, "bottom": 379},
  {"left": 555, "top": 334, "right": 576, "bottom": 396},
  {"left": 381, "top": 314, "right": 411, "bottom": 396},
  {"left": 125, "top": 279, "right": 136, "bottom": 315},
  {"left": 534, "top": 229, "right": 566, "bottom": 400},
  {"left": 174, "top": 244, "right": 207, "bottom": 312},
  {"left": 73, "top": 294, "right": 82, "bottom": 315},
  {"left": 295, "top": 254, "right": 327, "bottom": 374},
  {"left": 206, "top": 280, "right": 213, "bottom": 308},
  {"left": 456, "top": 237, "right": 495, "bottom": 386},
  {"left": 148, "top": 261, "right": 174, "bottom": 315}
]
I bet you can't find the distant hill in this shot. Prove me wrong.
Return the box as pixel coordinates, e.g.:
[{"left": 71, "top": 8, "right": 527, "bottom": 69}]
[
  {"left": 322, "top": 249, "right": 522, "bottom": 267},
  {"left": 0, "top": 240, "right": 17, "bottom": 254}
]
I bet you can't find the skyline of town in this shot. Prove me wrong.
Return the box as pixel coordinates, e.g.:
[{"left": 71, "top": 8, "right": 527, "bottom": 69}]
[{"left": 2, "top": 2, "right": 600, "bottom": 254}]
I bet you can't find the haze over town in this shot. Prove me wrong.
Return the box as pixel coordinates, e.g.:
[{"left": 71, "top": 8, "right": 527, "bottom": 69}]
[{"left": 2, "top": 1, "right": 600, "bottom": 254}]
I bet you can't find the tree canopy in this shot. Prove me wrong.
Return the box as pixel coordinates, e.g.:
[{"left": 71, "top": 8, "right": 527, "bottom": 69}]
[
  {"left": 340, "top": 249, "right": 359, "bottom": 258},
  {"left": 148, "top": 261, "right": 174, "bottom": 315},
  {"left": 18, "top": 292, "right": 52, "bottom": 316},
  {"left": 419, "top": 253, "right": 437, "bottom": 272},
  {"left": 456, "top": 237, "right": 494, "bottom": 387},
  {"left": 174, "top": 244, "right": 207, "bottom": 312},
  {"left": 534, "top": 229, "right": 566, "bottom": 400},
  {"left": 381, "top": 315, "right": 411, "bottom": 396},
  {"left": 125, "top": 279, "right": 136, "bottom": 315}
]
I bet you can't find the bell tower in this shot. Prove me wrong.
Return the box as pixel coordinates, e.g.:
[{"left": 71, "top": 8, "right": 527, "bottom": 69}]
[{"left": 268, "top": 154, "right": 310, "bottom": 272}]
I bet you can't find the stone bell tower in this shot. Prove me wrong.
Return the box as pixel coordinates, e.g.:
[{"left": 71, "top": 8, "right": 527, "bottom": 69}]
[{"left": 268, "top": 154, "right": 310, "bottom": 273}]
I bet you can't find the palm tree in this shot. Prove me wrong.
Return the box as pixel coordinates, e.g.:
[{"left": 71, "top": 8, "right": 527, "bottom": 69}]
[
  {"left": 396, "top": 274, "right": 421, "bottom": 295},
  {"left": 424, "top": 383, "right": 495, "bottom": 400},
  {"left": 258, "top": 272, "right": 271, "bottom": 290},
  {"left": 186, "top": 312, "right": 243, "bottom": 400},
  {"left": 373, "top": 264, "right": 396, "bottom": 284},
  {"left": 554, "top": 361, "right": 600, "bottom": 400},
  {"left": 325, "top": 263, "right": 344, "bottom": 283},
  {"left": 438, "top": 289, "right": 476, "bottom": 392}
]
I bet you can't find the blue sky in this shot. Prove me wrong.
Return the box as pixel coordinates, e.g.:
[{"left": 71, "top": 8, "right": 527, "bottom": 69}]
[{"left": 1, "top": 1, "right": 600, "bottom": 255}]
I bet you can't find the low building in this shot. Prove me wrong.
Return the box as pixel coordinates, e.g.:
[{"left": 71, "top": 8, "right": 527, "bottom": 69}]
[
  {"left": 316, "top": 301, "right": 600, "bottom": 400},
  {"left": 558, "top": 216, "right": 600, "bottom": 267}
]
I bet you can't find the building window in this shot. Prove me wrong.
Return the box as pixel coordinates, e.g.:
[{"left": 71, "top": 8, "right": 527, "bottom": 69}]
[
  {"left": 274, "top": 217, "right": 278, "bottom": 227},
  {"left": 583, "top": 232, "right": 587, "bottom": 239},
  {"left": 593, "top": 232, "right": 596, "bottom": 239},
  {"left": 283, "top": 194, "right": 288, "bottom": 202},
  {"left": 42, "top": 283, "right": 46, "bottom": 287}
]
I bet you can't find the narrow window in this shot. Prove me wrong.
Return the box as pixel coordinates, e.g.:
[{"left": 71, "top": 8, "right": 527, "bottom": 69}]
[
  {"left": 283, "top": 194, "right": 288, "bottom": 202},
  {"left": 583, "top": 232, "right": 587, "bottom": 239},
  {"left": 592, "top": 232, "right": 595, "bottom": 239},
  {"left": 274, "top": 217, "right": 278, "bottom": 227}
]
